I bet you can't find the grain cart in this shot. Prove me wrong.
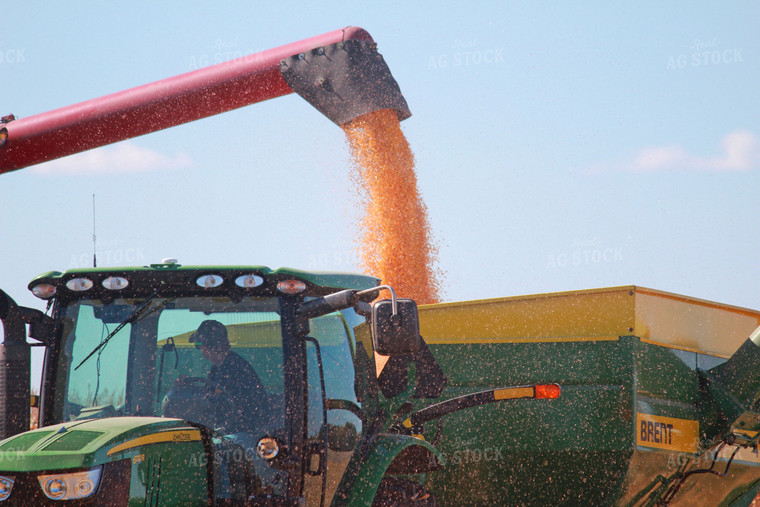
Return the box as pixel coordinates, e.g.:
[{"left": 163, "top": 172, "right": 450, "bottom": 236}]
[{"left": 416, "top": 286, "right": 760, "bottom": 506}]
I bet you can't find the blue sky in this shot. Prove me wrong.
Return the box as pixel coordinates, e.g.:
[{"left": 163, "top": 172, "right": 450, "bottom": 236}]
[{"left": 1, "top": 2, "right": 759, "bottom": 383}]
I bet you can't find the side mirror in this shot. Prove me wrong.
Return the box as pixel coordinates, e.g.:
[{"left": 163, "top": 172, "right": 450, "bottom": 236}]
[
  {"left": 26, "top": 308, "right": 55, "bottom": 346},
  {"left": 372, "top": 299, "right": 420, "bottom": 356}
]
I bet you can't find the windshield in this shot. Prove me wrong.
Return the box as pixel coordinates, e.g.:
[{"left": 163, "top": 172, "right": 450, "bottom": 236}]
[{"left": 51, "top": 295, "right": 285, "bottom": 432}]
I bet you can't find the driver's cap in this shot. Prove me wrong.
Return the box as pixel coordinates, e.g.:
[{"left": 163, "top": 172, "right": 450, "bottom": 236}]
[{"left": 190, "top": 320, "right": 228, "bottom": 349}]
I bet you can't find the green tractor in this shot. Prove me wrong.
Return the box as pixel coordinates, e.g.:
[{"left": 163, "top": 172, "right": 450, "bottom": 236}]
[{"left": 0, "top": 261, "right": 556, "bottom": 505}]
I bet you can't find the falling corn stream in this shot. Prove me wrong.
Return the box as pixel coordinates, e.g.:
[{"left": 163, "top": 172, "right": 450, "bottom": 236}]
[{"left": 342, "top": 109, "right": 442, "bottom": 304}]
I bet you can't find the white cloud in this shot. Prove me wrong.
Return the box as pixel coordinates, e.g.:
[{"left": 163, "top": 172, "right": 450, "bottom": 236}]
[
  {"left": 30, "top": 141, "right": 193, "bottom": 175},
  {"left": 587, "top": 130, "right": 760, "bottom": 173}
]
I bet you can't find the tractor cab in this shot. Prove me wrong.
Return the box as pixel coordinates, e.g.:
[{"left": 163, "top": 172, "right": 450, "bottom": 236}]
[{"left": 0, "top": 262, "right": 427, "bottom": 505}]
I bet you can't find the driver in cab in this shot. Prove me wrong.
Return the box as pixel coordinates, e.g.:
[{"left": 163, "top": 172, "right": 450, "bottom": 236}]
[{"left": 188, "top": 319, "right": 266, "bottom": 433}]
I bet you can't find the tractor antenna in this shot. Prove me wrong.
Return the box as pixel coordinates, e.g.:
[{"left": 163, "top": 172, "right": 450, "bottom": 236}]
[{"left": 92, "top": 194, "right": 97, "bottom": 268}]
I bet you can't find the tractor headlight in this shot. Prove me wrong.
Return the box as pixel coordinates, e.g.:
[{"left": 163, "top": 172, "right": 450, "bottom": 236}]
[
  {"left": 37, "top": 466, "right": 102, "bottom": 500},
  {"left": 0, "top": 476, "right": 15, "bottom": 501}
]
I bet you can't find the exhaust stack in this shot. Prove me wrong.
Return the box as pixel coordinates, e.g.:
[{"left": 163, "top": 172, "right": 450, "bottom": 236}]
[
  {"left": 0, "top": 27, "right": 409, "bottom": 174},
  {"left": 699, "top": 325, "right": 760, "bottom": 447}
]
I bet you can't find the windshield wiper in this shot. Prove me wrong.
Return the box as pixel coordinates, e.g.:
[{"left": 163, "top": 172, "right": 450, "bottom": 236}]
[{"left": 74, "top": 291, "right": 164, "bottom": 371}]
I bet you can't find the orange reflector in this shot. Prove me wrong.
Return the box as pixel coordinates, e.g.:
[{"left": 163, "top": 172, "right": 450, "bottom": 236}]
[
  {"left": 535, "top": 384, "right": 561, "bottom": 399},
  {"left": 493, "top": 387, "right": 535, "bottom": 400},
  {"left": 277, "top": 280, "right": 306, "bottom": 294}
]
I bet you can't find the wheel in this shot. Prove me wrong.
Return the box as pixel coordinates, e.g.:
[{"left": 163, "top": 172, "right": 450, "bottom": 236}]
[{"left": 372, "top": 477, "right": 437, "bottom": 506}]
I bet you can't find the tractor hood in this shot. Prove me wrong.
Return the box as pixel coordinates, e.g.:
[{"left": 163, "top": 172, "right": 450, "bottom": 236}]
[{"left": 0, "top": 417, "right": 201, "bottom": 472}]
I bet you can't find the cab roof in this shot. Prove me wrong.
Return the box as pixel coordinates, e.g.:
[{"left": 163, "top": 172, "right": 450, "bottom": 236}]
[{"left": 29, "top": 262, "right": 380, "bottom": 300}]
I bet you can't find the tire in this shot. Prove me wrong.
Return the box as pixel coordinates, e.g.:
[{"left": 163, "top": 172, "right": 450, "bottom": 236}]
[{"left": 372, "top": 477, "right": 437, "bottom": 506}]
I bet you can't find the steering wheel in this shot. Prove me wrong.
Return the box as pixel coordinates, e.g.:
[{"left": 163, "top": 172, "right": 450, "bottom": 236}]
[{"left": 161, "top": 376, "right": 213, "bottom": 426}]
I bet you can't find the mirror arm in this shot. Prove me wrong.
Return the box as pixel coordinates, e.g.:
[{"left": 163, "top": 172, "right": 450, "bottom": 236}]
[
  {"left": 354, "top": 301, "right": 372, "bottom": 318},
  {"left": 297, "top": 283, "right": 403, "bottom": 320},
  {"left": 297, "top": 289, "right": 359, "bottom": 319},
  {"left": 357, "top": 285, "right": 398, "bottom": 315}
]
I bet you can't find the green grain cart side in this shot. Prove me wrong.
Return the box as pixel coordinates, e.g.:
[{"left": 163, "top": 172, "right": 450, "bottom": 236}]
[{"left": 417, "top": 286, "right": 760, "bottom": 506}]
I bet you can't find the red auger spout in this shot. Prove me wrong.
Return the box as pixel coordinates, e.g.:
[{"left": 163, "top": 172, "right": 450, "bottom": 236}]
[{"left": 0, "top": 26, "right": 410, "bottom": 174}]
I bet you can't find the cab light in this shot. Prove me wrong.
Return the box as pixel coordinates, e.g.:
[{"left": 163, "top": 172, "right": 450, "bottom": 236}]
[
  {"left": 196, "top": 274, "right": 223, "bottom": 288},
  {"left": 31, "top": 283, "right": 57, "bottom": 300},
  {"left": 66, "top": 278, "right": 94, "bottom": 292},
  {"left": 0, "top": 476, "right": 14, "bottom": 501},
  {"left": 256, "top": 437, "right": 279, "bottom": 460},
  {"left": 235, "top": 274, "right": 264, "bottom": 288},
  {"left": 277, "top": 280, "right": 306, "bottom": 294},
  {"left": 535, "top": 384, "right": 561, "bottom": 399},
  {"left": 38, "top": 466, "right": 102, "bottom": 501},
  {"left": 102, "top": 276, "right": 129, "bottom": 290}
]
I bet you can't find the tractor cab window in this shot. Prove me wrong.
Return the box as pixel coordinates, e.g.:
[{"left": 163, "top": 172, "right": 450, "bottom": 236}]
[
  {"left": 53, "top": 296, "right": 286, "bottom": 436},
  {"left": 57, "top": 302, "right": 130, "bottom": 420}
]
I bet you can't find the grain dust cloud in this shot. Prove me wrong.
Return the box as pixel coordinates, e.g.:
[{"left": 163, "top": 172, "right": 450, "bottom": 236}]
[{"left": 342, "top": 109, "right": 442, "bottom": 304}]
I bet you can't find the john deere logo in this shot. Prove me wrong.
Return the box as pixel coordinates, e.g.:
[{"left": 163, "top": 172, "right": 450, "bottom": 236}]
[{"left": 172, "top": 432, "right": 193, "bottom": 442}]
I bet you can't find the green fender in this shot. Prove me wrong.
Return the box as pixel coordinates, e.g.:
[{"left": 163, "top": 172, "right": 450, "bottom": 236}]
[{"left": 339, "top": 433, "right": 443, "bottom": 506}]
